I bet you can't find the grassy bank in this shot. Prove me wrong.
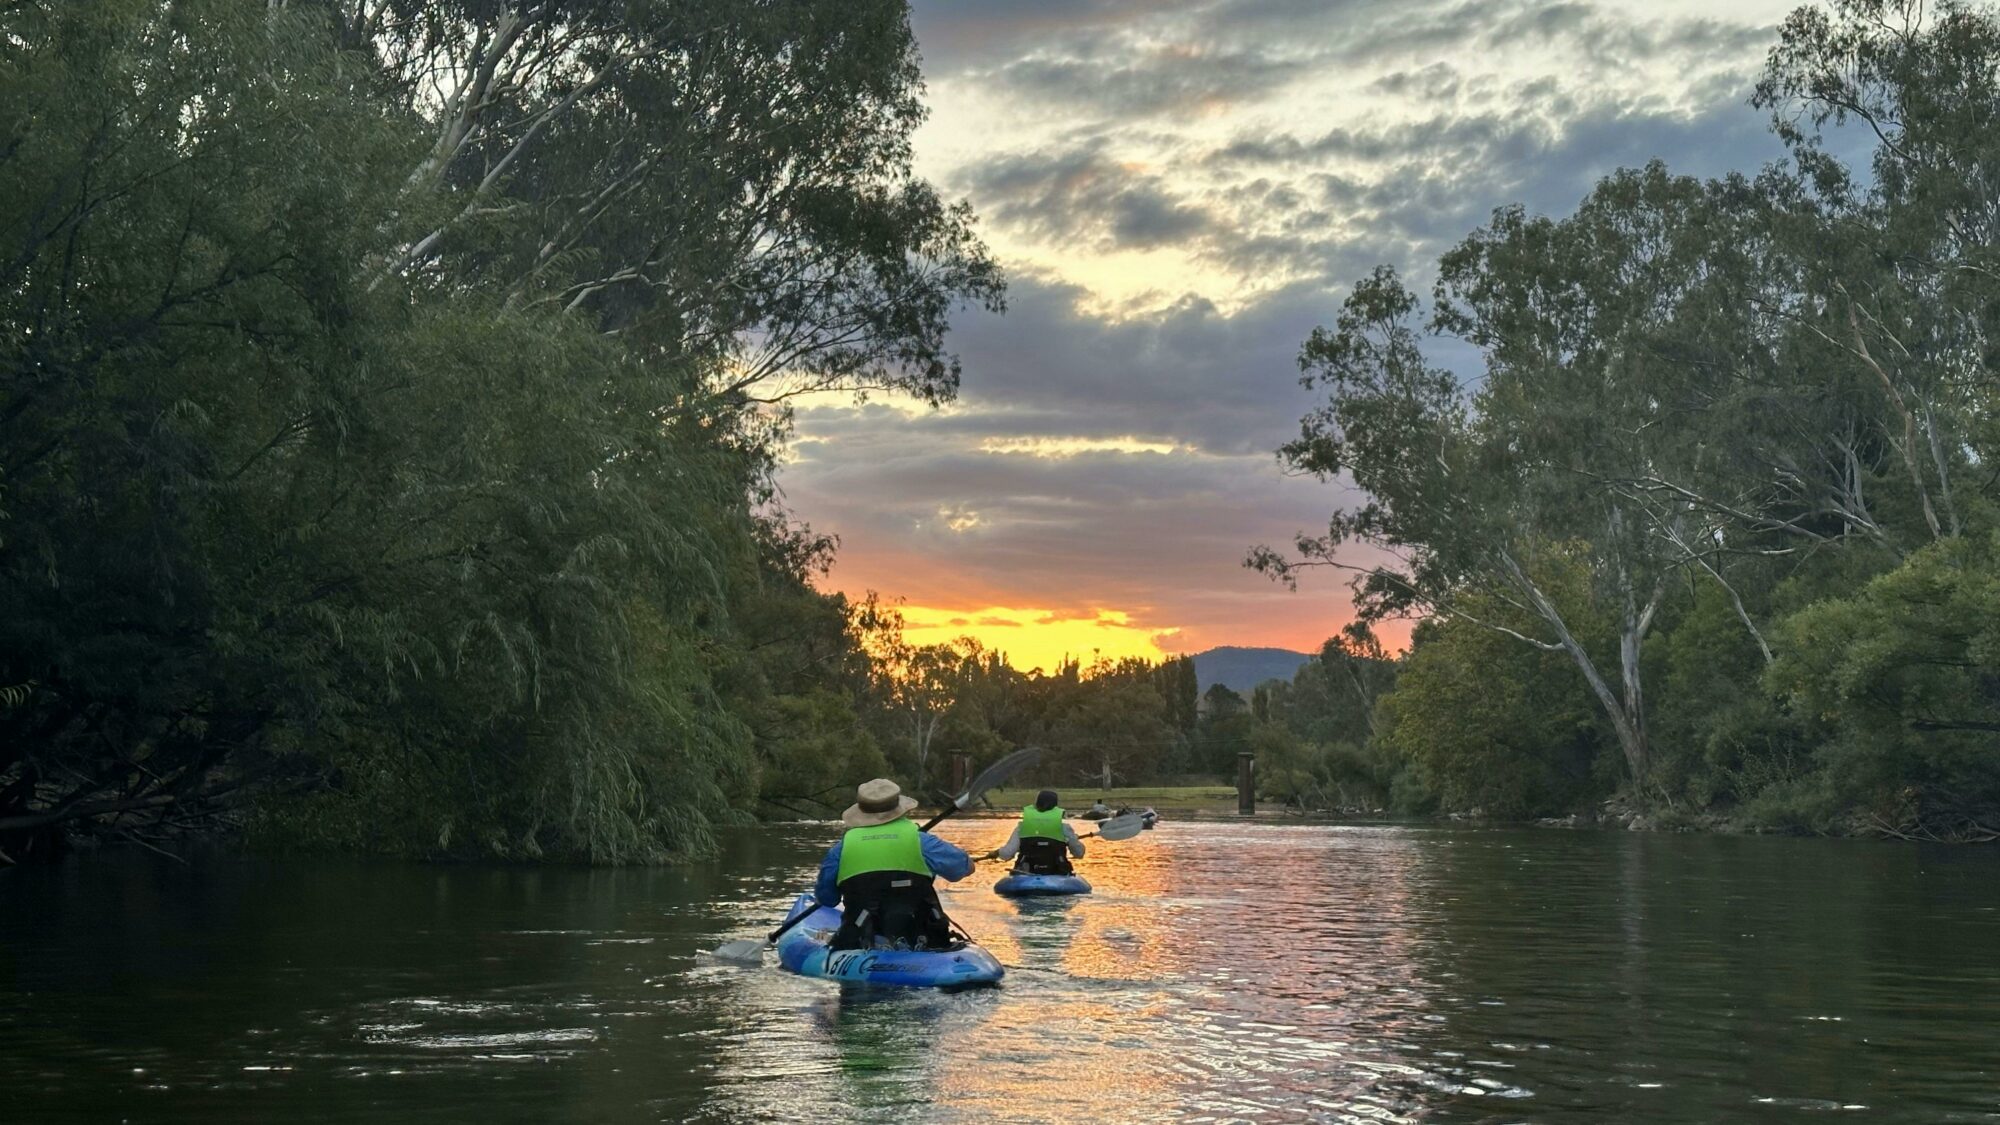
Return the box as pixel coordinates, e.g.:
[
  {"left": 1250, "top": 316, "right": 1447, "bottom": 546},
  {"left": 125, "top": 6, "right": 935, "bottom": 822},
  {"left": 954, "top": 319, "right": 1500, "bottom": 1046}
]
[{"left": 984, "top": 786, "right": 1240, "bottom": 815}]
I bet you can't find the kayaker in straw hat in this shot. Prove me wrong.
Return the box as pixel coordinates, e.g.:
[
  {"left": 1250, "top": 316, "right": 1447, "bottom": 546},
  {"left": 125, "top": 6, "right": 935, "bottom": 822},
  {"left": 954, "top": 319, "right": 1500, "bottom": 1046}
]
[
  {"left": 988, "top": 789, "right": 1086, "bottom": 876},
  {"left": 813, "top": 778, "right": 973, "bottom": 951}
]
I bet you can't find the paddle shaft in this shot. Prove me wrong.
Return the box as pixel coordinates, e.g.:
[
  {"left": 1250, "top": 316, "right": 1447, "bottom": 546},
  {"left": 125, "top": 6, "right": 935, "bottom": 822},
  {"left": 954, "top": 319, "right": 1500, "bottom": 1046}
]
[{"left": 763, "top": 897, "right": 822, "bottom": 945}]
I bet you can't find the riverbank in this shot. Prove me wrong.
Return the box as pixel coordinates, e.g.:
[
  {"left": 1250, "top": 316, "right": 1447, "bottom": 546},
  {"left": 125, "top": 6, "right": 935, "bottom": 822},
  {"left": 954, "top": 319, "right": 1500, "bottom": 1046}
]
[{"left": 983, "top": 785, "right": 1241, "bottom": 815}]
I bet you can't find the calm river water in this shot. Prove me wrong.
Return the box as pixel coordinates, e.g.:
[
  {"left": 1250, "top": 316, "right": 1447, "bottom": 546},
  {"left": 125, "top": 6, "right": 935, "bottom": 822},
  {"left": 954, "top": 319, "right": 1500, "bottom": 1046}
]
[{"left": 3, "top": 821, "right": 1998, "bottom": 1123}]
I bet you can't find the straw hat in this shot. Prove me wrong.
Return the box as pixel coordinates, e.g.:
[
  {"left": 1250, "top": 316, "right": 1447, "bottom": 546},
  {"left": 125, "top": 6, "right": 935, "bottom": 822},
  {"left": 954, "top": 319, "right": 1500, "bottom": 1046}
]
[{"left": 842, "top": 778, "right": 919, "bottom": 827}]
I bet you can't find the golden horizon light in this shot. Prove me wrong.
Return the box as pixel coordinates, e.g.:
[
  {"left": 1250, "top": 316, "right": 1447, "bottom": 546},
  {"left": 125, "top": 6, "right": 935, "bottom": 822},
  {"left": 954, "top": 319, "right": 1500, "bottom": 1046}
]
[{"left": 896, "top": 604, "right": 1179, "bottom": 672}]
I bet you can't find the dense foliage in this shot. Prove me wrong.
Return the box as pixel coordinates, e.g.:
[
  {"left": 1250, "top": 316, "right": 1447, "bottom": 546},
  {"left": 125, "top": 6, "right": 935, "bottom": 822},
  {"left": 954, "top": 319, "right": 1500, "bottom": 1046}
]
[
  {"left": 0, "top": 0, "right": 999, "bottom": 862},
  {"left": 852, "top": 628, "right": 1207, "bottom": 798},
  {"left": 1252, "top": 0, "right": 2000, "bottom": 840}
]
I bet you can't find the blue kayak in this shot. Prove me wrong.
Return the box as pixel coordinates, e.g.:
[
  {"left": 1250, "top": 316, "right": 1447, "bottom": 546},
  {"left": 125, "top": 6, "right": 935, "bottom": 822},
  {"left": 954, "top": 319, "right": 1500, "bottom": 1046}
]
[
  {"left": 772, "top": 893, "right": 1004, "bottom": 989},
  {"left": 993, "top": 872, "right": 1092, "bottom": 897}
]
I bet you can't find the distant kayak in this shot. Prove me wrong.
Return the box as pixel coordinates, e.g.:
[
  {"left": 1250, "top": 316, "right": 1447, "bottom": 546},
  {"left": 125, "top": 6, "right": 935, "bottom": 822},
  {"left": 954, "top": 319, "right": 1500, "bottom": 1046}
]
[
  {"left": 772, "top": 893, "right": 1004, "bottom": 989},
  {"left": 993, "top": 872, "right": 1093, "bottom": 897}
]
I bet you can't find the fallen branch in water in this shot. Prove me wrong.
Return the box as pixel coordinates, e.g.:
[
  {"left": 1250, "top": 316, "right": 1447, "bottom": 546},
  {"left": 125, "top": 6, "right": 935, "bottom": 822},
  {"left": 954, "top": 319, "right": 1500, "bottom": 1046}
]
[{"left": 117, "top": 830, "right": 188, "bottom": 864}]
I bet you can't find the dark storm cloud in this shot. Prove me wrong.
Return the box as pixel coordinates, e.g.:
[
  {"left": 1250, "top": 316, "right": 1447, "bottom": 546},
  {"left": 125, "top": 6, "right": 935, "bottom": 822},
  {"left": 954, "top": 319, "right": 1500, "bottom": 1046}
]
[
  {"left": 967, "top": 76, "right": 1784, "bottom": 291},
  {"left": 902, "top": 274, "right": 1334, "bottom": 457},
  {"left": 963, "top": 145, "right": 1218, "bottom": 252},
  {"left": 909, "top": 0, "right": 1185, "bottom": 73},
  {"left": 922, "top": 0, "right": 1783, "bottom": 108},
  {"left": 1109, "top": 183, "right": 1214, "bottom": 246},
  {"left": 986, "top": 46, "right": 1308, "bottom": 117},
  {"left": 1190, "top": 92, "right": 1786, "bottom": 278},
  {"left": 1368, "top": 62, "right": 1463, "bottom": 102}
]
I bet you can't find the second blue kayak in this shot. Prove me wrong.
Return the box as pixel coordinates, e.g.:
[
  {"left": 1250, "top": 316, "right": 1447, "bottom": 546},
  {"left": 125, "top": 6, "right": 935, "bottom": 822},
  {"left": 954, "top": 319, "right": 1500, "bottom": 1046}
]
[{"left": 993, "top": 872, "right": 1093, "bottom": 897}]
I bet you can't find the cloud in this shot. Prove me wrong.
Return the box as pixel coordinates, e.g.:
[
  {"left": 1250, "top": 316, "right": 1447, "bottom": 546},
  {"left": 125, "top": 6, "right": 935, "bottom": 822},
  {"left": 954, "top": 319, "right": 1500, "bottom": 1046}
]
[
  {"left": 958, "top": 80, "right": 1786, "bottom": 310},
  {"left": 980, "top": 42, "right": 1309, "bottom": 119},
  {"left": 791, "top": 273, "right": 1342, "bottom": 458},
  {"left": 963, "top": 143, "right": 1218, "bottom": 252},
  {"left": 781, "top": 272, "right": 1382, "bottom": 652},
  {"left": 783, "top": 0, "right": 1816, "bottom": 659},
  {"left": 909, "top": 0, "right": 1183, "bottom": 73}
]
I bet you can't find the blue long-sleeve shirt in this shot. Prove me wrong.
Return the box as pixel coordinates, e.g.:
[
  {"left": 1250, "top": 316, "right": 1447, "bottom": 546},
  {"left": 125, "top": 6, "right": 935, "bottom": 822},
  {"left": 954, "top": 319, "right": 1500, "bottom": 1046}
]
[{"left": 814, "top": 826, "right": 973, "bottom": 907}]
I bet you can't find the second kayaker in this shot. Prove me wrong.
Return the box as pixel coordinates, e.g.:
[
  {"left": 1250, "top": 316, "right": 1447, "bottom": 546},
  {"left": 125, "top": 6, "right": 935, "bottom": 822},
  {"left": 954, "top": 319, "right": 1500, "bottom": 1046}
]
[
  {"left": 814, "top": 778, "right": 973, "bottom": 951},
  {"left": 988, "top": 789, "right": 1086, "bottom": 875}
]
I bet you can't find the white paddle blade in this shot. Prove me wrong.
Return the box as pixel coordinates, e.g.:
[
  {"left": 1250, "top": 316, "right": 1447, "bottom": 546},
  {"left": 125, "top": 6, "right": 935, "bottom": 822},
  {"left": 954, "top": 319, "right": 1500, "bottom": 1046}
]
[
  {"left": 1096, "top": 813, "right": 1146, "bottom": 841},
  {"left": 707, "top": 939, "right": 769, "bottom": 963}
]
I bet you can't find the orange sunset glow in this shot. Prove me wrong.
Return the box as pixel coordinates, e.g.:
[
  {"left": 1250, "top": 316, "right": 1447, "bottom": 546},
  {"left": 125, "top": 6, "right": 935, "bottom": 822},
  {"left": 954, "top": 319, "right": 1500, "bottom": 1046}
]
[
  {"left": 895, "top": 605, "right": 1172, "bottom": 672},
  {"left": 773, "top": 0, "right": 1800, "bottom": 674}
]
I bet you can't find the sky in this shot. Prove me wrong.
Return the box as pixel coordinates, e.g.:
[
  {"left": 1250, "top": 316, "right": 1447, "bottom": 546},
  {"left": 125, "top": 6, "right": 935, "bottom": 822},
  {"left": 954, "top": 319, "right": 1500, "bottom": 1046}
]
[{"left": 778, "top": 0, "right": 1808, "bottom": 673}]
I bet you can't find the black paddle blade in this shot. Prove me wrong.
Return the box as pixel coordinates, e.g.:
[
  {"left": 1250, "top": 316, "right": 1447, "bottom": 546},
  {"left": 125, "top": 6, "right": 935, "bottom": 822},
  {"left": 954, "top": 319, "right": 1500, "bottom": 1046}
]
[
  {"left": 959, "top": 746, "right": 1041, "bottom": 807},
  {"left": 921, "top": 746, "right": 1041, "bottom": 831}
]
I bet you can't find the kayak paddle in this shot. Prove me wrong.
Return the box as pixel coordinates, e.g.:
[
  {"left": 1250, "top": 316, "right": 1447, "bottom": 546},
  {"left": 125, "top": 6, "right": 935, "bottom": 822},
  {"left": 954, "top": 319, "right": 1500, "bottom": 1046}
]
[
  {"left": 1079, "top": 811, "right": 1148, "bottom": 842},
  {"left": 918, "top": 745, "right": 1042, "bottom": 832},
  {"left": 706, "top": 746, "right": 1044, "bottom": 963}
]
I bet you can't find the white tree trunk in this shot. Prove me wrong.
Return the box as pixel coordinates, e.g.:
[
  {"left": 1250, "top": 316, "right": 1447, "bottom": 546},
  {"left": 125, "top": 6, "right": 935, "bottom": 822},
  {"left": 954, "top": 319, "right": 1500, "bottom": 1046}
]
[{"left": 1500, "top": 549, "right": 1654, "bottom": 783}]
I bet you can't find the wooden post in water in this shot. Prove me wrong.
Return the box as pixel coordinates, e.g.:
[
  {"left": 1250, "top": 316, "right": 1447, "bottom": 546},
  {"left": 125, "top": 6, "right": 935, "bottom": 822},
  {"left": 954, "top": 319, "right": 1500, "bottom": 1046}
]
[
  {"left": 950, "top": 752, "right": 971, "bottom": 795},
  {"left": 1237, "top": 752, "right": 1255, "bottom": 816}
]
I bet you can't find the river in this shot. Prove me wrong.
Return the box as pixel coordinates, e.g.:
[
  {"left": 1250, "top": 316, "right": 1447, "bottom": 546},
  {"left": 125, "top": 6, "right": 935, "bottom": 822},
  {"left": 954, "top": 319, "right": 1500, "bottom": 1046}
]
[{"left": 3, "top": 820, "right": 1998, "bottom": 1123}]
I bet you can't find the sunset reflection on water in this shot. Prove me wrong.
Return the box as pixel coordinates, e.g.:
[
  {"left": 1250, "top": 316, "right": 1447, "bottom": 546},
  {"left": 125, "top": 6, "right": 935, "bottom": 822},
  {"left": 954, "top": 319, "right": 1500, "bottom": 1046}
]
[
  {"left": 700, "top": 818, "right": 1453, "bottom": 1124},
  {"left": 13, "top": 821, "right": 2000, "bottom": 1123}
]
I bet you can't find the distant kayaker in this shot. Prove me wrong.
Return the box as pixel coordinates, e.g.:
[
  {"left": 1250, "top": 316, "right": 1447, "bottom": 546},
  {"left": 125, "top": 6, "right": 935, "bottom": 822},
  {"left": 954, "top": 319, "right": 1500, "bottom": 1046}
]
[
  {"left": 814, "top": 778, "right": 973, "bottom": 951},
  {"left": 1084, "top": 796, "right": 1112, "bottom": 819},
  {"left": 989, "top": 789, "right": 1086, "bottom": 875}
]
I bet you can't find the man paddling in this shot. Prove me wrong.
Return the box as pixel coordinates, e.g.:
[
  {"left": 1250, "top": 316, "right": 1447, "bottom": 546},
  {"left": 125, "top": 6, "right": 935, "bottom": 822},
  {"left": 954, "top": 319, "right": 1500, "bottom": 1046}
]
[
  {"left": 989, "top": 789, "right": 1086, "bottom": 875},
  {"left": 814, "top": 778, "right": 973, "bottom": 951}
]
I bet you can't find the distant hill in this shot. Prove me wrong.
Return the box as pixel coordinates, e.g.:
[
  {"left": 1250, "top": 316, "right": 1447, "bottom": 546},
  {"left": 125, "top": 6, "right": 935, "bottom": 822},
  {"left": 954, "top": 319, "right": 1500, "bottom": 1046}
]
[{"left": 1189, "top": 646, "right": 1312, "bottom": 696}]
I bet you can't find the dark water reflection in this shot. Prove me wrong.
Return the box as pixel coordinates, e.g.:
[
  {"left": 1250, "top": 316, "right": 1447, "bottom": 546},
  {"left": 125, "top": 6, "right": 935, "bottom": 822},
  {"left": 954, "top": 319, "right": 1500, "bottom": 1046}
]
[{"left": 4, "top": 822, "right": 1998, "bottom": 1122}]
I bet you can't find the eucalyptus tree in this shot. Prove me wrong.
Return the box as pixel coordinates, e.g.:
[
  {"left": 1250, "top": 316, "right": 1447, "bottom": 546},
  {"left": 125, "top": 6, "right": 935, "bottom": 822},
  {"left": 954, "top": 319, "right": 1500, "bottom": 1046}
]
[
  {"left": 329, "top": 0, "right": 1003, "bottom": 406},
  {"left": 1149, "top": 654, "right": 1199, "bottom": 734},
  {"left": 1047, "top": 661, "right": 1175, "bottom": 790},
  {"left": 1745, "top": 0, "right": 2000, "bottom": 832},
  {"left": 864, "top": 633, "right": 995, "bottom": 792},
  {"left": 1757, "top": 0, "right": 2000, "bottom": 545},
  {"left": 1256, "top": 166, "right": 1783, "bottom": 786},
  {"left": 1306, "top": 623, "right": 1395, "bottom": 740},
  {"left": 1254, "top": 0, "right": 2000, "bottom": 826}
]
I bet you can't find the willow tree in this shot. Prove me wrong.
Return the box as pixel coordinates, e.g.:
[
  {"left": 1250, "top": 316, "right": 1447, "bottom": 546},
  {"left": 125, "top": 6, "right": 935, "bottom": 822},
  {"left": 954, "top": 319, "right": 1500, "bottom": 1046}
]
[{"left": 0, "top": 0, "right": 1000, "bottom": 860}]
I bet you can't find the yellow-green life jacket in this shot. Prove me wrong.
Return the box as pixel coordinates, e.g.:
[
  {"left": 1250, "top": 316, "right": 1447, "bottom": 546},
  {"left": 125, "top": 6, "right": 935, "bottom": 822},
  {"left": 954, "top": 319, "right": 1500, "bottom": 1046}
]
[
  {"left": 1019, "top": 804, "right": 1066, "bottom": 842},
  {"left": 835, "top": 817, "right": 931, "bottom": 885}
]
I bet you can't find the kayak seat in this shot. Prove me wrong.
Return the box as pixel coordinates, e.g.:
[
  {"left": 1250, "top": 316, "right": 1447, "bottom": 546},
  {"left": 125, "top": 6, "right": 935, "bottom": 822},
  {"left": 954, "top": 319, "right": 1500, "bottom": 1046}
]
[
  {"left": 1014, "top": 836, "right": 1074, "bottom": 876},
  {"left": 831, "top": 871, "right": 956, "bottom": 951}
]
